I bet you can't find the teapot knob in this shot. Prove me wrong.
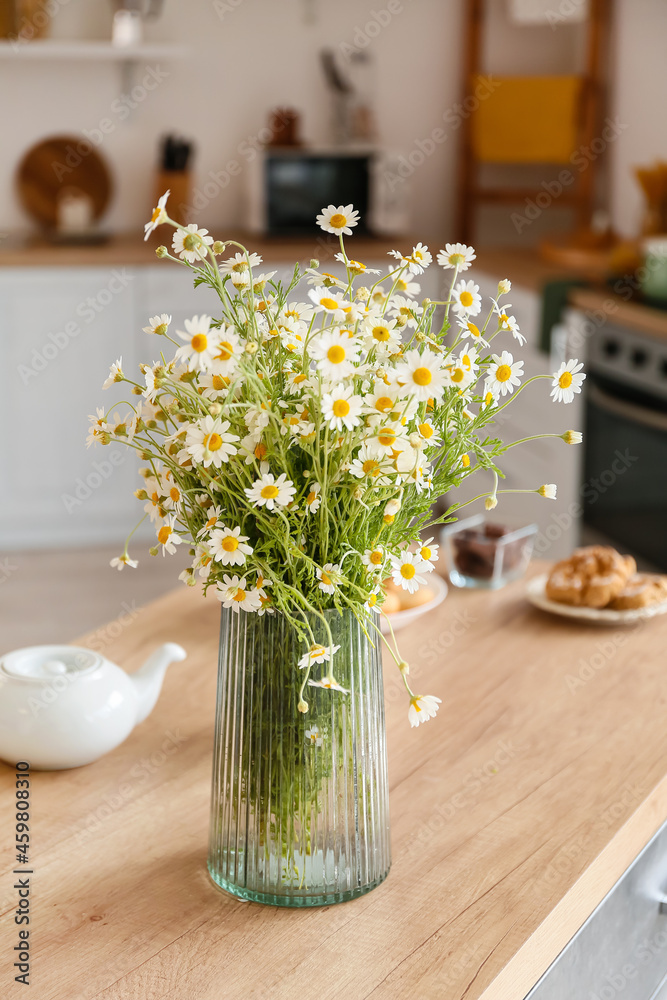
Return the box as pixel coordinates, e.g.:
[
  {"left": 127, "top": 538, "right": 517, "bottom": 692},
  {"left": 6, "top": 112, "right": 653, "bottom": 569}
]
[{"left": 43, "top": 660, "right": 68, "bottom": 675}]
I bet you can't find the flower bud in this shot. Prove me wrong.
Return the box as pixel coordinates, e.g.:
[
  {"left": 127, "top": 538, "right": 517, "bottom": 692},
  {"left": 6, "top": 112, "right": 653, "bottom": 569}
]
[
  {"left": 562, "top": 430, "right": 583, "bottom": 445},
  {"left": 385, "top": 498, "right": 401, "bottom": 516},
  {"left": 156, "top": 245, "right": 168, "bottom": 258},
  {"left": 497, "top": 278, "right": 511, "bottom": 295},
  {"left": 209, "top": 403, "right": 222, "bottom": 416},
  {"left": 213, "top": 241, "right": 226, "bottom": 255},
  {"left": 134, "top": 489, "right": 148, "bottom": 500},
  {"left": 485, "top": 495, "right": 498, "bottom": 510},
  {"left": 352, "top": 486, "right": 363, "bottom": 500},
  {"left": 132, "top": 385, "right": 142, "bottom": 395},
  {"left": 399, "top": 661, "right": 410, "bottom": 676},
  {"left": 297, "top": 698, "right": 309, "bottom": 714},
  {"left": 309, "top": 259, "right": 319, "bottom": 269},
  {"left": 355, "top": 286, "right": 370, "bottom": 302},
  {"left": 537, "top": 483, "right": 557, "bottom": 499},
  {"left": 149, "top": 546, "right": 159, "bottom": 556},
  {"left": 245, "top": 341, "right": 258, "bottom": 354}
]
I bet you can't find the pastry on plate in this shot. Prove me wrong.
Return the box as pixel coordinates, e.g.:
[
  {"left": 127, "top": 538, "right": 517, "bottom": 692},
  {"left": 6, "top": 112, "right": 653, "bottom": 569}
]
[
  {"left": 607, "top": 573, "right": 667, "bottom": 610},
  {"left": 545, "top": 545, "right": 636, "bottom": 609}
]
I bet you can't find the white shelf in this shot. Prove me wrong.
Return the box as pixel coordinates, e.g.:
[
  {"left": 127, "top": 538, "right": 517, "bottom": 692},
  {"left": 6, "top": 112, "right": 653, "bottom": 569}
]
[{"left": 0, "top": 40, "right": 187, "bottom": 61}]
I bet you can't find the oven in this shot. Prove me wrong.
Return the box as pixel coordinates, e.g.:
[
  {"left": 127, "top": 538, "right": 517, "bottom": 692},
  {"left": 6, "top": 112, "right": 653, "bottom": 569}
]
[{"left": 583, "top": 321, "right": 667, "bottom": 570}]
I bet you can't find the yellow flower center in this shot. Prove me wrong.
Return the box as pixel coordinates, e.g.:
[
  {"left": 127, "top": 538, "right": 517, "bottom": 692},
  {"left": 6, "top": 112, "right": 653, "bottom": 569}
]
[
  {"left": 461, "top": 454, "right": 470, "bottom": 467},
  {"left": 362, "top": 459, "right": 380, "bottom": 476},
  {"left": 310, "top": 644, "right": 326, "bottom": 658},
  {"left": 484, "top": 391, "right": 494, "bottom": 406},
  {"left": 321, "top": 571, "right": 332, "bottom": 586},
  {"left": 254, "top": 442, "right": 267, "bottom": 460},
  {"left": 332, "top": 399, "right": 350, "bottom": 418},
  {"left": 378, "top": 429, "right": 396, "bottom": 447},
  {"left": 373, "top": 325, "right": 390, "bottom": 342},
  {"left": 307, "top": 490, "right": 318, "bottom": 505},
  {"left": 327, "top": 344, "right": 346, "bottom": 364},
  {"left": 222, "top": 536, "right": 239, "bottom": 552},
  {"left": 413, "top": 367, "right": 432, "bottom": 386},
  {"left": 419, "top": 422, "right": 434, "bottom": 438},
  {"left": 216, "top": 341, "right": 234, "bottom": 361},
  {"left": 191, "top": 333, "right": 208, "bottom": 352},
  {"left": 395, "top": 279, "right": 407, "bottom": 292},
  {"left": 421, "top": 546, "right": 431, "bottom": 560},
  {"left": 459, "top": 290, "right": 474, "bottom": 308},
  {"left": 496, "top": 364, "right": 512, "bottom": 383},
  {"left": 183, "top": 233, "right": 201, "bottom": 251},
  {"left": 211, "top": 375, "right": 229, "bottom": 390},
  {"left": 449, "top": 252, "right": 464, "bottom": 266},
  {"left": 559, "top": 371, "right": 573, "bottom": 388},
  {"left": 293, "top": 373, "right": 307, "bottom": 384},
  {"left": 368, "top": 593, "right": 378, "bottom": 607},
  {"left": 261, "top": 484, "right": 279, "bottom": 499},
  {"left": 169, "top": 487, "right": 180, "bottom": 502},
  {"left": 232, "top": 260, "right": 248, "bottom": 272},
  {"left": 383, "top": 514, "right": 395, "bottom": 524},
  {"left": 329, "top": 213, "right": 347, "bottom": 228},
  {"left": 400, "top": 564, "right": 416, "bottom": 579},
  {"left": 462, "top": 354, "right": 472, "bottom": 370},
  {"left": 500, "top": 313, "right": 509, "bottom": 325},
  {"left": 232, "top": 587, "right": 246, "bottom": 602},
  {"left": 370, "top": 551, "right": 383, "bottom": 565},
  {"left": 468, "top": 323, "right": 480, "bottom": 338},
  {"left": 451, "top": 368, "right": 465, "bottom": 383},
  {"left": 375, "top": 396, "right": 394, "bottom": 412},
  {"left": 150, "top": 205, "right": 161, "bottom": 223},
  {"left": 320, "top": 297, "right": 339, "bottom": 311},
  {"left": 204, "top": 433, "right": 223, "bottom": 451},
  {"left": 157, "top": 526, "right": 172, "bottom": 545}
]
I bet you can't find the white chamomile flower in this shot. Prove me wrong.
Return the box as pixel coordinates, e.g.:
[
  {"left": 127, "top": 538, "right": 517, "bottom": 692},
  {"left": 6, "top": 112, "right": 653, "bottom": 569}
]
[
  {"left": 364, "top": 382, "right": 401, "bottom": 417},
  {"left": 391, "top": 275, "right": 421, "bottom": 298},
  {"left": 281, "top": 301, "right": 315, "bottom": 325},
  {"left": 309, "top": 329, "right": 360, "bottom": 380},
  {"left": 451, "top": 279, "right": 482, "bottom": 317},
  {"left": 210, "top": 328, "right": 243, "bottom": 375},
  {"left": 110, "top": 553, "right": 138, "bottom": 570},
  {"left": 161, "top": 471, "right": 183, "bottom": 511},
  {"left": 334, "top": 253, "right": 380, "bottom": 276},
  {"left": 199, "top": 372, "right": 232, "bottom": 398},
  {"left": 219, "top": 251, "right": 263, "bottom": 286},
  {"left": 316, "top": 203, "right": 360, "bottom": 236},
  {"left": 216, "top": 575, "right": 262, "bottom": 613},
  {"left": 538, "top": 483, "right": 558, "bottom": 499},
  {"left": 286, "top": 370, "right": 312, "bottom": 395},
  {"left": 395, "top": 349, "right": 447, "bottom": 403},
  {"left": 197, "top": 504, "right": 225, "bottom": 537},
  {"left": 417, "top": 537, "right": 439, "bottom": 568},
  {"left": 156, "top": 515, "right": 183, "bottom": 556},
  {"left": 308, "top": 677, "right": 349, "bottom": 694},
  {"left": 551, "top": 359, "right": 586, "bottom": 403},
  {"left": 175, "top": 315, "right": 220, "bottom": 372},
  {"left": 142, "top": 313, "right": 172, "bottom": 336},
  {"left": 317, "top": 563, "right": 340, "bottom": 595},
  {"left": 391, "top": 550, "right": 429, "bottom": 594},
  {"left": 562, "top": 430, "right": 583, "bottom": 445},
  {"left": 348, "top": 444, "right": 389, "bottom": 482},
  {"left": 322, "top": 385, "right": 363, "bottom": 432},
  {"left": 389, "top": 242, "right": 432, "bottom": 275},
  {"left": 415, "top": 419, "right": 441, "bottom": 448},
  {"left": 362, "top": 546, "right": 385, "bottom": 571},
  {"left": 144, "top": 190, "right": 169, "bottom": 240},
  {"left": 408, "top": 694, "right": 442, "bottom": 728},
  {"left": 255, "top": 574, "right": 274, "bottom": 616},
  {"left": 171, "top": 224, "right": 214, "bottom": 263},
  {"left": 437, "top": 242, "right": 476, "bottom": 271},
  {"left": 367, "top": 421, "right": 409, "bottom": 457},
  {"left": 457, "top": 318, "right": 488, "bottom": 346},
  {"left": 493, "top": 303, "right": 525, "bottom": 346},
  {"left": 364, "top": 589, "right": 381, "bottom": 613},
  {"left": 305, "top": 726, "right": 323, "bottom": 746},
  {"left": 486, "top": 351, "right": 524, "bottom": 397},
  {"left": 298, "top": 642, "right": 340, "bottom": 669},
  {"left": 245, "top": 472, "right": 296, "bottom": 511},
  {"left": 389, "top": 294, "right": 423, "bottom": 328},
  {"left": 304, "top": 481, "right": 321, "bottom": 514},
  {"left": 209, "top": 525, "right": 253, "bottom": 566},
  {"left": 185, "top": 415, "right": 239, "bottom": 467},
  {"left": 307, "top": 286, "right": 349, "bottom": 318},
  {"left": 143, "top": 476, "right": 165, "bottom": 522},
  {"left": 363, "top": 318, "right": 402, "bottom": 354},
  {"left": 444, "top": 354, "right": 476, "bottom": 391},
  {"left": 103, "top": 357, "right": 124, "bottom": 390}
]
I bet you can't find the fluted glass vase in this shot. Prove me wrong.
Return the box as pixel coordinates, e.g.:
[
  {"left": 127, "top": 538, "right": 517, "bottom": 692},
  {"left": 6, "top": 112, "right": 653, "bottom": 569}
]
[{"left": 208, "top": 606, "right": 391, "bottom": 907}]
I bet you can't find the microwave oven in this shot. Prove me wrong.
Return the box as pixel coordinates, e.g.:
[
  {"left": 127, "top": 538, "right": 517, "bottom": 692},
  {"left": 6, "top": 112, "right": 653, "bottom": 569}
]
[{"left": 246, "top": 147, "right": 408, "bottom": 236}]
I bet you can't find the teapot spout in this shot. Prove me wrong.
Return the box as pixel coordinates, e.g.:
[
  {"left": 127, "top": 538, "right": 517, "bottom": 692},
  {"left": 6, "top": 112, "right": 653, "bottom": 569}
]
[{"left": 131, "top": 642, "right": 186, "bottom": 725}]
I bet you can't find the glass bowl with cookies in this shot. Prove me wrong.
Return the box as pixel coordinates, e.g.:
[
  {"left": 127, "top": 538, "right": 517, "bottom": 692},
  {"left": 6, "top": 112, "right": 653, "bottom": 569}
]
[
  {"left": 442, "top": 515, "right": 538, "bottom": 590},
  {"left": 527, "top": 545, "right": 667, "bottom": 623}
]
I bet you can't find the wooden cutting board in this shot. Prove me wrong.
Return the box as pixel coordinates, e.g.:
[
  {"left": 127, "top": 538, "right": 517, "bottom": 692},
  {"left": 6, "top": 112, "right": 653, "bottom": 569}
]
[{"left": 16, "top": 134, "right": 113, "bottom": 229}]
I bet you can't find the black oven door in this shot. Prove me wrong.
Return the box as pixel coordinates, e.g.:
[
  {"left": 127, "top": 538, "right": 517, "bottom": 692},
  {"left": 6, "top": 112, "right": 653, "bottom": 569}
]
[{"left": 584, "top": 377, "right": 667, "bottom": 570}]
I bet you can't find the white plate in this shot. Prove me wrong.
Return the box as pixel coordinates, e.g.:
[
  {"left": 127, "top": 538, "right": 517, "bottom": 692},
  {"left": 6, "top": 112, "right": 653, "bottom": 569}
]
[
  {"left": 526, "top": 573, "right": 667, "bottom": 625},
  {"left": 380, "top": 573, "right": 448, "bottom": 633}
]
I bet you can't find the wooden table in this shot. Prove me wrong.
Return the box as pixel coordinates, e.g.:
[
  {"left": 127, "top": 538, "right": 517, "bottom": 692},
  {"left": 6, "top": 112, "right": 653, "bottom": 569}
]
[{"left": 3, "top": 564, "right": 667, "bottom": 1000}]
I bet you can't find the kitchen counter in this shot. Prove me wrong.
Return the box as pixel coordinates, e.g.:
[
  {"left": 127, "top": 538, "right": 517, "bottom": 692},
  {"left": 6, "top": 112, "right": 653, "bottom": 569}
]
[
  {"left": 568, "top": 284, "right": 667, "bottom": 341},
  {"left": 2, "top": 563, "right": 667, "bottom": 999}
]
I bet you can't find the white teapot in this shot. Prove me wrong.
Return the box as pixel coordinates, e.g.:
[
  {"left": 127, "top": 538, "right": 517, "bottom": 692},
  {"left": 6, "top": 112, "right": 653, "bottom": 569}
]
[{"left": 0, "top": 642, "right": 186, "bottom": 770}]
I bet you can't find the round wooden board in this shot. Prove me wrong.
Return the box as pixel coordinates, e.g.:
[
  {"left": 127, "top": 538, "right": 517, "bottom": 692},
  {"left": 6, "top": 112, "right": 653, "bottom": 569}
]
[{"left": 16, "top": 135, "right": 113, "bottom": 229}]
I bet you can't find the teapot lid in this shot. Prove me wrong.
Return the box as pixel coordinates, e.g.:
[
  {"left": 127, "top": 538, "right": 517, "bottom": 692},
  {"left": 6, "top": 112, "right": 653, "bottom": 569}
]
[{"left": 0, "top": 645, "right": 103, "bottom": 682}]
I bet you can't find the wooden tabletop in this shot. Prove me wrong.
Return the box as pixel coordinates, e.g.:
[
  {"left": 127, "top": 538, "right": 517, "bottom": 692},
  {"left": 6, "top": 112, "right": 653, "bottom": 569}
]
[{"left": 3, "top": 563, "right": 667, "bottom": 1000}]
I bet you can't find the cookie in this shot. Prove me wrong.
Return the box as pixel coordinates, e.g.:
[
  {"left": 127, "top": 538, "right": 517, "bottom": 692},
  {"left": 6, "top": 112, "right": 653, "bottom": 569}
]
[
  {"left": 546, "top": 546, "right": 636, "bottom": 609},
  {"left": 607, "top": 574, "right": 667, "bottom": 610}
]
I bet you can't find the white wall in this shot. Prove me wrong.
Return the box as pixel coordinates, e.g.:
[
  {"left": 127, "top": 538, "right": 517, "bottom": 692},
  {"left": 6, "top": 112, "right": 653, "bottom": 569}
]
[{"left": 0, "top": 0, "right": 662, "bottom": 242}]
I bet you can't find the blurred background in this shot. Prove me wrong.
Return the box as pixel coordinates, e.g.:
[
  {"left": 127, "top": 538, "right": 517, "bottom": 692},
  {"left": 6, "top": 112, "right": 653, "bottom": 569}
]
[{"left": 1, "top": 0, "right": 666, "bottom": 645}]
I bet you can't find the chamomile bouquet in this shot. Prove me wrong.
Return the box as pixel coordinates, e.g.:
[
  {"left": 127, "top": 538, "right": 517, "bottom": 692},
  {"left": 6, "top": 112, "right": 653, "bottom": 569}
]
[{"left": 90, "top": 196, "right": 584, "bottom": 727}]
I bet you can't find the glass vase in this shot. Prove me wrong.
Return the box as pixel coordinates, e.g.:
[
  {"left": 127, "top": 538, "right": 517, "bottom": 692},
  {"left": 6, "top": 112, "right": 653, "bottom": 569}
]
[{"left": 208, "top": 606, "right": 391, "bottom": 907}]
